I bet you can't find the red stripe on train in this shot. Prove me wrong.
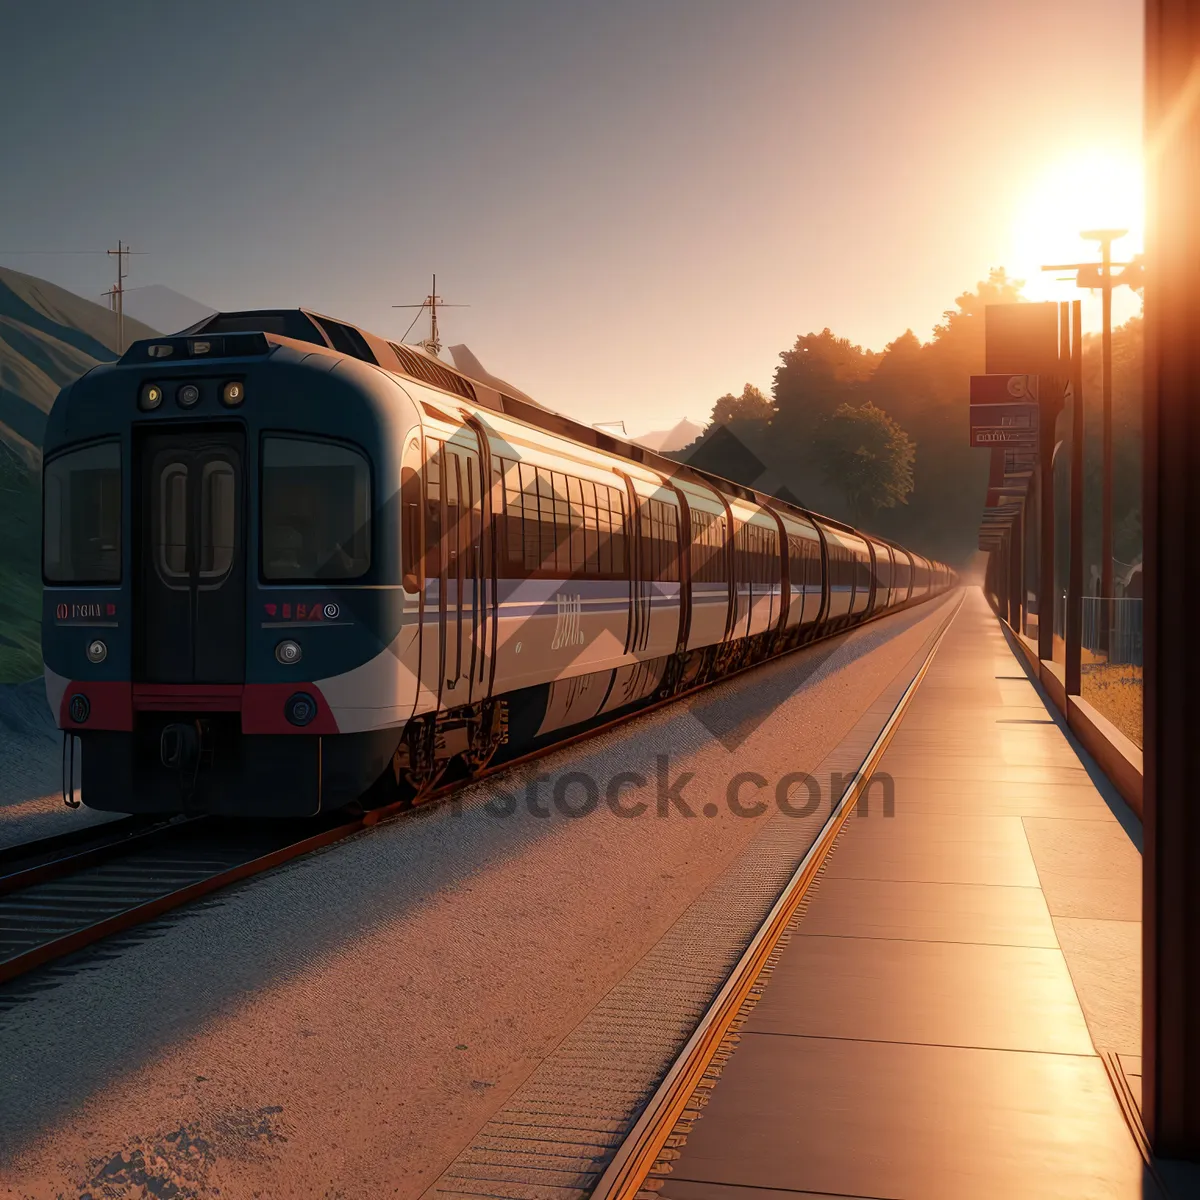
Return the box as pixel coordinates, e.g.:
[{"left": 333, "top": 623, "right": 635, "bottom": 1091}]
[{"left": 59, "top": 682, "right": 338, "bottom": 735}]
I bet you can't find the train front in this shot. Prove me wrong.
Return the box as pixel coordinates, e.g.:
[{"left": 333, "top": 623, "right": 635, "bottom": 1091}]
[{"left": 41, "top": 327, "right": 421, "bottom": 816}]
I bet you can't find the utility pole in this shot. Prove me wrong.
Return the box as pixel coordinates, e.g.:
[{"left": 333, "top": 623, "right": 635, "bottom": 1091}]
[
  {"left": 1083, "top": 228, "right": 1126, "bottom": 647},
  {"left": 1042, "top": 229, "right": 1133, "bottom": 654},
  {"left": 392, "top": 273, "right": 468, "bottom": 359},
  {"left": 104, "top": 241, "right": 132, "bottom": 354}
]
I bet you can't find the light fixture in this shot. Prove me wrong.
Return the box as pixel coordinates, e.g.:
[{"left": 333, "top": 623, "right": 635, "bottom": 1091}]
[
  {"left": 147, "top": 344, "right": 174, "bottom": 359},
  {"left": 221, "top": 380, "right": 245, "bottom": 407},
  {"left": 86, "top": 639, "right": 107, "bottom": 664},
  {"left": 139, "top": 383, "right": 164, "bottom": 410},
  {"left": 285, "top": 692, "right": 317, "bottom": 727},
  {"left": 275, "top": 639, "right": 302, "bottom": 665},
  {"left": 177, "top": 383, "right": 201, "bottom": 408},
  {"left": 190, "top": 340, "right": 212, "bottom": 355}
]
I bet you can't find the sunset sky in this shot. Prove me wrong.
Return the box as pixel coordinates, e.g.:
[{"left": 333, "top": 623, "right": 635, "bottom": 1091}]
[{"left": 5, "top": 0, "right": 1144, "bottom": 434}]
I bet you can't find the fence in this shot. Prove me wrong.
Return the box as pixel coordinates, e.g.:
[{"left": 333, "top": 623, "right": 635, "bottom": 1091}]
[{"left": 1052, "top": 594, "right": 1143, "bottom": 666}]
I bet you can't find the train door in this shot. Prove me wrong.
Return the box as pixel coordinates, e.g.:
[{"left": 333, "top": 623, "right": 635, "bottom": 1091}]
[
  {"left": 424, "top": 431, "right": 487, "bottom": 709},
  {"left": 137, "top": 429, "right": 246, "bottom": 683}
]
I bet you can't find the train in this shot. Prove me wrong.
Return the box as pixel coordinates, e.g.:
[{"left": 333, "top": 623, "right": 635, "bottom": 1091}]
[{"left": 41, "top": 308, "right": 955, "bottom": 817}]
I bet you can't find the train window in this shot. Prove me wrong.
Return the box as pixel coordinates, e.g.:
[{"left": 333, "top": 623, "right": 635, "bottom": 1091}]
[
  {"left": 567, "top": 475, "right": 585, "bottom": 573},
  {"left": 43, "top": 442, "right": 121, "bottom": 584},
  {"left": 550, "top": 471, "right": 572, "bottom": 574},
  {"left": 787, "top": 532, "right": 820, "bottom": 593},
  {"left": 856, "top": 548, "right": 872, "bottom": 592},
  {"left": 158, "top": 463, "right": 188, "bottom": 579},
  {"left": 425, "top": 441, "right": 444, "bottom": 580},
  {"left": 612, "top": 486, "right": 627, "bottom": 575},
  {"left": 597, "top": 490, "right": 613, "bottom": 576},
  {"left": 736, "top": 521, "right": 777, "bottom": 587},
  {"left": 261, "top": 436, "right": 370, "bottom": 580},
  {"left": 871, "top": 544, "right": 891, "bottom": 597},
  {"left": 582, "top": 479, "right": 599, "bottom": 574},
  {"left": 689, "top": 508, "right": 727, "bottom": 584},
  {"left": 493, "top": 459, "right": 627, "bottom": 580},
  {"left": 199, "top": 461, "right": 236, "bottom": 578},
  {"left": 639, "top": 498, "right": 679, "bottom": 583},
  {"left": 401, "top": 455, "right": 422, "bottom": 592}
]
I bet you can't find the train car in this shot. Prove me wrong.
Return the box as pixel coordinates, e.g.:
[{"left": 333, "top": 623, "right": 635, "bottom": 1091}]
[{"left": 41, "top": 309, "right": 955, "bottom": 817}]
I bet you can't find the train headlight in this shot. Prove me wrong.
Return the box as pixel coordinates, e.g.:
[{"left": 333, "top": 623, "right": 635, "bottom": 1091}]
[
  {"left": 221, "top": 380, "right": 245, "bottom": 407},
  {"left": 285, "top": 692, "right": 317, "bottom": 727},
  {"left": 139, "top": 383, "right": 164, "bottom": 410},
  {"left": 275, "top": 639, "right": 302, "bottom": 665},
  {"left": 68, "top": 694, "right": 90, "bottom": 724},
  {"left": 86, "top": 639, "right": 107, "bottom": 664},
  {"left": 177, "top": 383, "right": 201, "bottom": 408}
]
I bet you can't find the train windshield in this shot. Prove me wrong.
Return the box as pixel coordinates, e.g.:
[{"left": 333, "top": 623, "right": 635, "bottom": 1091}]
[
  {"left": 261, "top": 436, "right": 371, "bottom": 580},
  {"left": 43, "top": 442, "right": 121, "bottom": 583}
]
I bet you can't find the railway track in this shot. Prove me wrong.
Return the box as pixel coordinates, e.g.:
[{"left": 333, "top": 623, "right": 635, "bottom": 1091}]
[{"left": 0, "top": 812, "right": 363, "bottom": 985}]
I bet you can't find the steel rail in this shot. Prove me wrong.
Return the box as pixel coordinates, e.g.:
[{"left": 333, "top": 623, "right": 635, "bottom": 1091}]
[
  {"left": 0, "top": 814, "right": 159, "bottom": 874},
  {"left": 0, "top": 817, "right": 201, "bottom": 896},
  {"left": 590, "top": 591, "right": 963, "bottom": 1199}
]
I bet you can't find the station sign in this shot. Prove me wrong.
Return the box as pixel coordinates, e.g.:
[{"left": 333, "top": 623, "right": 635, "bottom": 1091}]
[
  {"left": 969, "top": 375, "right": 1040, "bottom": 450},
  {"left": 969, "top": 374, "right": 1036, "bottom": 451},
  {"left": 970, "top": 373, "right": 1039, "bottom": 405},
  {"left": 970, "top": 403, "right": 1039, "bottom": 449}
]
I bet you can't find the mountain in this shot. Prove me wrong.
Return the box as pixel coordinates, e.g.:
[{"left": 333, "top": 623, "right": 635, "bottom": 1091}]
[
  {"left": 120, "top": 284, "right": 215, "bottom": 335},
  {"left": 0, "top": 266, "right": 160, "bottom": 468},
  {"left": 632, "top": 417, "right": 707, "bottom": 453}
]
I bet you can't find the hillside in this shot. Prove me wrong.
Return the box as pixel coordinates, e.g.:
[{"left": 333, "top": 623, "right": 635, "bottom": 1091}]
[
  {"left": 0, "top": 268, "right": 160, "bottom": 681},
  {"left": 0, "top": 267, "right": 160, "bottom": 468},
  {"left": 633, "top": 417, "right": 706, "bottom": 453}
]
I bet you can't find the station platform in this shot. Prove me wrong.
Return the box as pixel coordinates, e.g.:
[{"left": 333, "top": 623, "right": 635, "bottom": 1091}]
[{"left": 651, "top": 588, "right": 1178, "bottom": 1200}]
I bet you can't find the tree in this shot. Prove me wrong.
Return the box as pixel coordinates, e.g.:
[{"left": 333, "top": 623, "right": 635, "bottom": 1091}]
[
  {"left": 812, "top": 402, "right": 915, "bottom": 525},
  {"left": 710, "top": 383, "right": 773, "bottom": 425},
  {"left": 772, "top": 328, "right": 879, "bottom": 438}
]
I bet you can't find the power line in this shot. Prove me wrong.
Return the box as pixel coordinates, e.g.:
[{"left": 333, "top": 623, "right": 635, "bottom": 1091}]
[
  {"left": 392, "top": 273, "right": 469, "bottom": 358},
  {"left": 0, "top": 249, "right": 148, "bottom": 256},
  {"left": 397, "top": 304, "right": 426, "bottom": 344}
]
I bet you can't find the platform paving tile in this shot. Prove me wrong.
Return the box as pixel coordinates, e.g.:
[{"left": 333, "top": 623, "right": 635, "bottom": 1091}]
[
  {"left": 822, "top": 832, "right": 1043, "bottom": 887},
  {"left": 747, "top": 935, "right": 1095, "bottom": 1054},
  {"left": 841, "top": 812, "right": 1033, "bottom": 843},
  {"left": 663, "top": 1036, "right": 1149, "bottom": 1200},
  {"left": 661, "top": 591, "right": 1154, "bottom": 1199},
  {"left": 792, "top": 877, "right": 1059, "bottom": 947}
]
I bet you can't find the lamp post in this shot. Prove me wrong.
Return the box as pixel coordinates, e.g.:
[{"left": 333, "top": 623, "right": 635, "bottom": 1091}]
[
  {"left": 1083, "top": 229, "right": 1127, "bottom": 644},
  {"left": 1042, "top": 229, "right": 1134, "bottom": 654}
]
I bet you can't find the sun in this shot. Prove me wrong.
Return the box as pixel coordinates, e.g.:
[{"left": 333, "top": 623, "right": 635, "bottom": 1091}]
[{"left": 1009, "top": 150, "right": 1144, "bottom": 304}]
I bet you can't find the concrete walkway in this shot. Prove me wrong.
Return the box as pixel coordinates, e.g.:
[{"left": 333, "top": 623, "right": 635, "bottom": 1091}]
[{"left": 656, "top": 588, "right": 1165, "bottom": 1200}]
